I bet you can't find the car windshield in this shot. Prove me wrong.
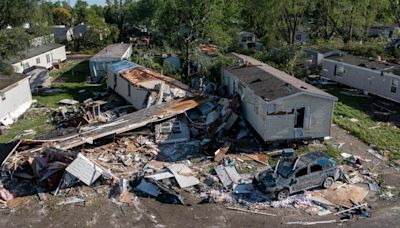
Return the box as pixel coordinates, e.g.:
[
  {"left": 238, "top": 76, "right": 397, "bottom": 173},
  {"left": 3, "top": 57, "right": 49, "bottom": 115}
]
[{"left": 276, "top": 157, "right": 296, "bottom": 178}]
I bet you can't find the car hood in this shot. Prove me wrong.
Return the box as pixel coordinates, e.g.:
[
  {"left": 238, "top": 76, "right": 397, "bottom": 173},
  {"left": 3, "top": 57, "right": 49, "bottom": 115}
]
[{"left": 257, "top": 170, "right": 277, "bottom": 186}]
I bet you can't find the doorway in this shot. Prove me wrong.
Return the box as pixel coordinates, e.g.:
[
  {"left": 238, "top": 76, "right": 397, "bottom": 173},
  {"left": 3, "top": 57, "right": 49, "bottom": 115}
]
[{"left": 295, "top": 107, "right": 305, "bottom": 128}]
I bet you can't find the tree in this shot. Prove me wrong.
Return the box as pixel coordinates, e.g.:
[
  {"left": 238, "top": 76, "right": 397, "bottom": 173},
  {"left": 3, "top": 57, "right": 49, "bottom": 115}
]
[
  {"left": 74, "top": 0, "right": 89, "bottom": 24},
  {"left": 154, "top": 0, "right": 240, "bottom": 81},
  {"left": 0, "top": 28, "right": 31, "bottom": 74},
  {"left": 90, "top": 4, "right": 105, "bottom": 18},
  {"left": 105, "top": 0, "right": 132, "bottom": 41},
  {"left": 0, "top": 0, "right": 38, "bottom": 30},
  {"left": 53, "top": 7, "right": 73, "bottom": 26},
  {"left": 125, "top": 0, "right": 158, "bottom": 30},
  {"left": 389, "top": 0, "right": 400, "bottom": 26}
]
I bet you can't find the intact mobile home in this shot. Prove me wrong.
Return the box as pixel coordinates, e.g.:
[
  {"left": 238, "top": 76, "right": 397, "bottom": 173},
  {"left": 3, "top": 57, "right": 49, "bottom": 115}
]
[
  {"left": 11, "top": 43, "right": 67, "bottom": 73},
  {"left": 89, "top": 43, "right": 132, "bottom": 82},
  {"left": 0, "top": 73, "right": 32, "bottom": 126},
  {"left": 221, "top": 53, "right": 337, "bottom": 142},
  {"left": 321, "top": 55, "right": 400, "bottom": 103}
]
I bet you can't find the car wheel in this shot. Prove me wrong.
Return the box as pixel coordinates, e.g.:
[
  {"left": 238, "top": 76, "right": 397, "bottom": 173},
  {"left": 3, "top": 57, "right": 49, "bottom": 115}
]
[
  {"left": 276, "top": 189, "right": 289, "bottom": 201},
  {"left": 323, "top": 177, "right": 334, "bottom": 189}
]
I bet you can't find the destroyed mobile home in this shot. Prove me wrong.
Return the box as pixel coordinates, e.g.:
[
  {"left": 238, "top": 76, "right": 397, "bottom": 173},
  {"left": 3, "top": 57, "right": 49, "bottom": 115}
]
[
  {"left": 0, "top": 54, "right": 385, "bottom": 225},
  {"left": 107, "top": 60, "right": 193, "bottom": 110}
]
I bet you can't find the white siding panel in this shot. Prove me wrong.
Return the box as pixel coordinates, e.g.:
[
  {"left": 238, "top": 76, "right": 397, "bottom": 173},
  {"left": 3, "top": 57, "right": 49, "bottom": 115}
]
[{"left": 0, "top": 78, "right": 32, "bottom": 122}]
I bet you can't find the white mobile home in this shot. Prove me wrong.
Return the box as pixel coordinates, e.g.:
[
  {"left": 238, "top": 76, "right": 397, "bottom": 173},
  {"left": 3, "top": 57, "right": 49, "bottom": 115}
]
[
  {"left": 89, "top": 43, "right": 132, "bottom": 82},
  {"left": 321, "top": 55, "right": 400, "bottom": 103},
  {"left": 52, "top": 25, "right": 74, "bottom": 42},
  {"left": 11, "top": 43, "right": 67, "bottom": 73},
  {"left": 304, "top": 48, "right": 345, "bottom": 73},
  {"left": 107, "top": 61, "right": 192, "bottom": 110},
  {"left": 0, "top": 73, "right": 32, "bottom": 126},
  {"left": 221, "top": 53, "right": 337, "bottom": 142}
]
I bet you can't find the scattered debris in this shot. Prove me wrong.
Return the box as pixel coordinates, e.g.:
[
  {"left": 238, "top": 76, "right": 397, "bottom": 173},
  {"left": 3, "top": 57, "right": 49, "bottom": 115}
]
[
  {"left": 57, "top": 196, "right": 85, "bottom": 206},
  {"left": 226, "top": 207, "right": 276, "bottom": 216},
  {"left": 65, "top": 153, "right": 104, "bottom": 186},
  {"left": 168, "top": 164, "right": 199, "bottom": 188}
]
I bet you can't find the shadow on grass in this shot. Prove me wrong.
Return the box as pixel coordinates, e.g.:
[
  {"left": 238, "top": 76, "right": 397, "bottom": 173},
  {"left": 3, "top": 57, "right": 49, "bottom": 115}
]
[{"left": 53, "top": 60, "right": 90, "bottom": 84}]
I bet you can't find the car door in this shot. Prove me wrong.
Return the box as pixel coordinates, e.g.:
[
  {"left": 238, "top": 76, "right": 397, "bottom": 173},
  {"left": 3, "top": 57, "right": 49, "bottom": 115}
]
[
  {"left": 307, "top": 164, "right": 325, "bottom": 188},
  {"left": 290, "top": 167, "right": 310, "bottom": 192}
]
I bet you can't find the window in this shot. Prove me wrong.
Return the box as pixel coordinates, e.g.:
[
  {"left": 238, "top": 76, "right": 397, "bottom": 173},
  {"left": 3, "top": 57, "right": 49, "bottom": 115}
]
[
  {"left": 114, "top": 73, "right": 117, "bottom": 88},
  {"left": 46, "top": 54, "right": 51, "bottom": 63},
  {"left": 310, "top": 165, "right": 323, "bottom": 173},
  {"left": 391, "top": 79, "right": 398, "bottom": 93},
  {"left": 22, "top": 62, "right": 30, "bottom": 70},
  {"left": 335, "top": 64, "right": 345, "bottom": 77},
  {"left": 36, "top": 57, "right": 41, "bottom": 64},
  {"left": 295, "top": 167, "right": 308, "bottom": 178},
  {"left": 128, "top": 84, "right": 131, "bottom": 97}
]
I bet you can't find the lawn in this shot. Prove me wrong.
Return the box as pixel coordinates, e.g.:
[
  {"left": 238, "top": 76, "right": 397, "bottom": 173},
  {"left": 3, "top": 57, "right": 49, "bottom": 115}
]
[
  {"left": 323, "top": 85, "right": 400, "bottom": 159},
  {"left": 0, "top": 109, "right": 55, "bottom": 143},
  {"left": 0, "top": 60, "right": 107, "bottom": 143}
]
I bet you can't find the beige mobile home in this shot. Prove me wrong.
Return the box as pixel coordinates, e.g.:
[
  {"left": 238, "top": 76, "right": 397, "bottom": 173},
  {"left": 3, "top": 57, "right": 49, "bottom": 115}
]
[
  {"left": 321, "top": 55, "right": 400, "bottom": 103},
  {"left": 221, "top": 53, "right": 337, "bottom": 142}
]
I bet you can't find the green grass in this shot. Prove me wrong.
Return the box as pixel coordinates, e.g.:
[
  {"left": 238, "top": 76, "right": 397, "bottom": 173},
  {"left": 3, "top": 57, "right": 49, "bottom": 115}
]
[
  {"left": 0, "top": 60, "right": 107, "bottom": 143},
  {"left": 36, "top": 60, "right": 107, "bottom": 108},
  {"left": 0, "top": 109, "right": 55, "bottom": 143},
  {"left": 323, "top": 86, "right": 400, "bottom": 159}
]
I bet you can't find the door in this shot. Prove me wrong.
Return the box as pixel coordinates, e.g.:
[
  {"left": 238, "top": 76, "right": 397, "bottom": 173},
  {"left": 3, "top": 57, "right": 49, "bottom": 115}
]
[
  {"left": 290, "top": 167, "right": 310, "bottom": 192},
  {"left": 307, "top": 164, "right": 324, "bottom": 188}
]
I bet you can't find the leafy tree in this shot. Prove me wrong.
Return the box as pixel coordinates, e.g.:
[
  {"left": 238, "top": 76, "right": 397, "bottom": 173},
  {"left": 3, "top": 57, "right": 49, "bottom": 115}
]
[
  {"left": 90, "top": 4, "right": 105, "bottom": 18},
  {"left": 125, "top": 0, "right": 158, "bottom": 30},
  {"left": 104, "top": 0, "right": 132, "bottom": 41},
  {"left": 74, "top": 0, "right": 89, "bottom": 24},
  {"left": 0, "top": 0, "right": 38, "bottom": 30},
  {"left": 278, "top": 0, "right": 315, "bottom": 45},
  {"left": 53, "top": 7, "right": 73, "bottom": 26},
  {"left": 154, "top": 0, "right": 240, "bottom": 81},
  {"left": 0, "top": 28, "right": 31, "bottom": 74},
  {"left": 389, "top": 0, "right": 400, "bottom": 26}
]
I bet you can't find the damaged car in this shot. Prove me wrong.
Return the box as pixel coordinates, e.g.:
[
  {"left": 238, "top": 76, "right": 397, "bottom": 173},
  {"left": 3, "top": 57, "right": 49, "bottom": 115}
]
[{"left": 254, "top": 151, "right": 341, "bottom": 200}]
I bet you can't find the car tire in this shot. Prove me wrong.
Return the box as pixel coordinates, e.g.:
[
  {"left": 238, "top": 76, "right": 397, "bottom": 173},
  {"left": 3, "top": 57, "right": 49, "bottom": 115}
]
[
  {"left": 276, "top": 189, "right": 289, "bottom": 201},
  {"left": 323, "top": 177, "right": 334, "bottom": 189}
]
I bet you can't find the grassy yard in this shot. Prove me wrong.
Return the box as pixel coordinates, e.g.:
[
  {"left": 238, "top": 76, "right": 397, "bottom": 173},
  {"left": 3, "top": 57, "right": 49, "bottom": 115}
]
[
  {"left": 323, "top": 86, "right": 400, "bottom": 159},
  {"left": 0, "top": 60, "right": 107, "bottom": 143},
  {"left": 0, "top": 109, "right": 55, "bottom": 143}
]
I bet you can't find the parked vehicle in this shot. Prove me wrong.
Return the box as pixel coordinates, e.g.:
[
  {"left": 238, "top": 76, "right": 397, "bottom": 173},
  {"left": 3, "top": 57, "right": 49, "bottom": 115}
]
[
  {"left": 385, "top": 39, "right": 400, "bottom": 53},
  {"left": 253, "top": 151, "right": 341, "bottom": 200}
]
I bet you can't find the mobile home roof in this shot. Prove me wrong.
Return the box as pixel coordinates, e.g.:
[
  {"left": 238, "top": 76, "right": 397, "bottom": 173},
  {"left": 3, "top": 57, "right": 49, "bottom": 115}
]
[{"left": 227, "top": 53, "right": 337, "bottom": 101}]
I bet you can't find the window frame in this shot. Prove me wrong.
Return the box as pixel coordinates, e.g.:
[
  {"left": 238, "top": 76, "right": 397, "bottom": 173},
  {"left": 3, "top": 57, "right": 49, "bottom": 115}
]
[
  {"left": 310, "top": 164, "right": 323, "bottom": 173},
  {"left": 295, "top": 167, "right": 308, "bottom": 178},
  {"left": 391, "top": 79, "right": 399, "bottom": 94},
  {"left": 335, "top": 64, "right": 345, "bottom": 77}
]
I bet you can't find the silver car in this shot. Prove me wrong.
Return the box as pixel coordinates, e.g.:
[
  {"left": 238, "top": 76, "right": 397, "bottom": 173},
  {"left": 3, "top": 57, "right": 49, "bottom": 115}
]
[{"left": 254, "top": 152, "right": 341, "bottom": 200}]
